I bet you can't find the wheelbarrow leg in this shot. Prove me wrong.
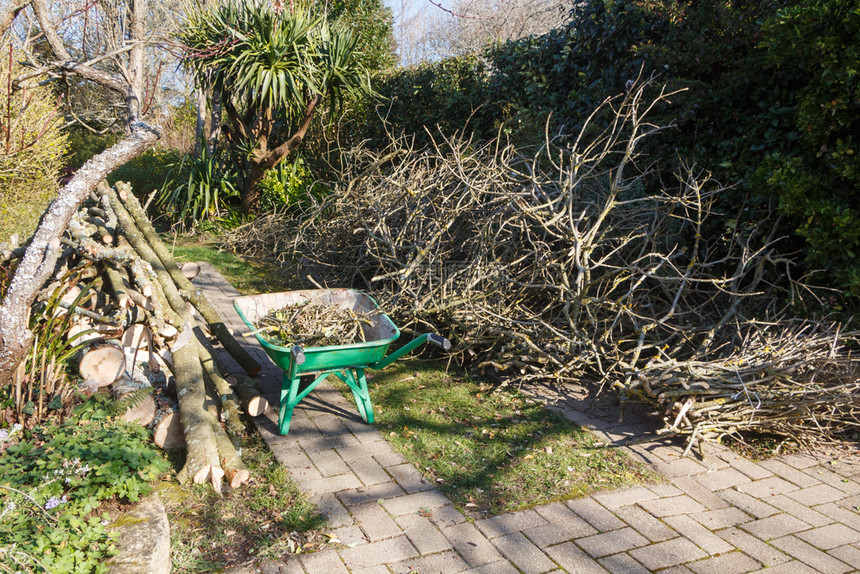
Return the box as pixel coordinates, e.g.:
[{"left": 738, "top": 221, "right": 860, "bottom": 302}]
[
  {"left": 335, "top": 368, "right": 375, "bottom": 424},
  {"left": 279, "top": 371, "right": 300, "bottom": 435}
]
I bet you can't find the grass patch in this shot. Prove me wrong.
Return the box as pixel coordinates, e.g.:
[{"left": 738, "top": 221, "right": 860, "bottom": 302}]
[
  {"left": 165, "top": 431, "right": 327, "bottom": 572},
  {"left": 365, "top": 359, "right": 657, "bottom": 516},
  {"left": 165, "top": 233, "right": 295, "bottom": 295}
]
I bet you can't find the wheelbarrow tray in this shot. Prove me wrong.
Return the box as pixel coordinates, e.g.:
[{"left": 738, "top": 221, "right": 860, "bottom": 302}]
[{"left": 233, "top": 288, "right": 400, "bottom": 373}]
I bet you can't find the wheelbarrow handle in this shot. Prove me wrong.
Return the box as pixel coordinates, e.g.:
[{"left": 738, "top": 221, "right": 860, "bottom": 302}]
[
  {"left": 428, "top": 333, "right": 452, "bottom": 351},
  {"left": 291, "top": 345, "right": 306, "bottom": 365},
  {"left": 369, "top": 333, "right": 451, "bottom": 370}
]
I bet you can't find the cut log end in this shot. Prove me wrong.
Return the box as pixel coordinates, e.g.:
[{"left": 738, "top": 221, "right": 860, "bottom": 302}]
[
  {"left": 78, "top": 341, "right": 126, "bottom": 388},
  {"left": 153, "top": 410, "right": 185, "bottom": 450}
]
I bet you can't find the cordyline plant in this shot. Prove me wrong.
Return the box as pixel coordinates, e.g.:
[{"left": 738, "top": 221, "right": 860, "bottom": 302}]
[{"left": 178, "top": 0, "right": 370, "bottom": 212}]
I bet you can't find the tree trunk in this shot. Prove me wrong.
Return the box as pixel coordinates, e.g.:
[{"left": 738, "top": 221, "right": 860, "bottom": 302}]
[{"left": 0, "top": 127, "right": 158, "bottom": 387}]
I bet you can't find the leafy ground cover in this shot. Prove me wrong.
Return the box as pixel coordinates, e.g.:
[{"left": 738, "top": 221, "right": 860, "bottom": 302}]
[
  {"left": 0, "top": 395, "right": 170, "bottom": 573},
  {"left": 364, "top": 359, "right": 657, "bottom": 515},
  {"left": 166, "top": 432, "right": 329, "bottom": 572}
]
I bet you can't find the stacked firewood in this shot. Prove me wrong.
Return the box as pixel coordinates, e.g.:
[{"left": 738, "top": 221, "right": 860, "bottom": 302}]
[{"left": 2, "top": 181, "right": 270, "bottom": 492}]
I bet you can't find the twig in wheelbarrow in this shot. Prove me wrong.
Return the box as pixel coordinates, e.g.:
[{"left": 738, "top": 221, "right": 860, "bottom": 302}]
[{"left": 254, "top": 301, "right": 376, "bottom": 348}]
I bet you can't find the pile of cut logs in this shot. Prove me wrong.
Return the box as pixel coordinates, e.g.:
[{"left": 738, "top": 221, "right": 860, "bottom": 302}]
[{"left": 5, "top": 180, "right": 271, "bottom": 492}]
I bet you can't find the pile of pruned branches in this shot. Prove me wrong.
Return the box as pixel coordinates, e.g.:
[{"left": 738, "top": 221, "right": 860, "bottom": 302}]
[{"left": 225, "top": 78, "right": 860, "bottom": 449}]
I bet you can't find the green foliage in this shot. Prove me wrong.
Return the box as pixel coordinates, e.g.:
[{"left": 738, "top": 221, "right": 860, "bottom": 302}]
[
  {"left": 760, "top": 0, "right": 860, "bottom": 292},
  {"left": 258, "top": 157, "right": 327, "bottom": 211},
  {"left": 108, "top": 147, "right": 183, "bottom": 200},
  {"left": 0, "top": 396, "right": 169, "bottom": 573},
  {"left": 156, "top": 145, "right": 240, "bottom": 229},
  {"left": 317, "top": 0, "right": 396, "bottom": 72},
  {"left": 367, "top": 55, "right": 500, "bottom": 146}
]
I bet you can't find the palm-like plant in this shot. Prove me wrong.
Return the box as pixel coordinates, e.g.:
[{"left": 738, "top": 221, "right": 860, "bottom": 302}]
[{"left": 179, "top": 0, "right": 369, "bottom": 211}]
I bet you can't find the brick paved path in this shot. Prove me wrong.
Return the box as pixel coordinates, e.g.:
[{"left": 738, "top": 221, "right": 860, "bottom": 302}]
[{"left": 195, "top": 263, "right": 860, "bottom": 573}]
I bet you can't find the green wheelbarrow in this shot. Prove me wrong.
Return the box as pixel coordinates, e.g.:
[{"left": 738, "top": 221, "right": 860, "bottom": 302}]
[{"left": 234, "top": 289, "right": 450, "bottom": 435}]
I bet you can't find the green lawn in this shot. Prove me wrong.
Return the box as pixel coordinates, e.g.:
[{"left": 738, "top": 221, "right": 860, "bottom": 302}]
[{"left": 364, "top": 359, "right": 657, "bottom": 515}]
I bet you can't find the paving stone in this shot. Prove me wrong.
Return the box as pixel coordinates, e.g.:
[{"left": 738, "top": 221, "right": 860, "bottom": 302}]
[
  {"left": 313, "top": 493, "right": 354, "bottom": 528},
  {"left": 736, "top": 476, "right": 799, "bottom": 498},
  {"left": 717, "top": 489, "right": 779, "bottom": 519},
  {"left": 576, "top": 527, "right": 650, "bottom": 558},
  {"left": 372, "top": 451, "right": 406, "bottom": 468},
  {"left": 663, "top": 514, "right": 735, "bottom": 555},
  {"left": 330, "top": 525, "right": 366, "bottom": 546},
  {"left": 338, "top": 536, "right": 419, "bottom": 569},
  {"left": 396, "top": 513, "right": 452, "bottom": 555},
  {"left": 614, "top": 505, "right": 677, "bottom": 542},
  {"left": 256, "top": 558, "right": 304, "bottom": 574},
  {"left": 427, "top": 504, "right": 467, "bottom": 528},
  {"left": 646, "top": 483, "right": 684, "bottom": 497},
  {"left": 795, "top": 523, "right": 860, "bottom": 550},
  {"left": 380, "top": 490, "right": 451, "bottom": 516},
  {"left": 492, "top": 532, "right": 557, "bottom": 574},
  {"left": 346, "top": 457, "right": 392, "bottom": 487},
  {"left": 534, "top": 501, "right": 597, "bottom": 535},
  {"left": 628, "top": 537, "right": 707, "bottom": 570},
  {"left": 290, "top": 463, "right": 324, "bottom": 483},
  {"left": 696, "top": 468, "right": 753, "bottom": 492},
  {"left": 770, "top": 534, "right": 852, "bottom": 573},
  {"left": 692, "top": 507, "right": 753, "bottom": 530},
  {"left": 386, "top": 463, "right": 434, "bottom": 493},
  {"left": 462, "top": 560, "right": 520, "bottom": 574},
  {"left": 350, "top": 567, "right": 390, "bottom": 574},
  {"left": 757, "top": 460, "right": 821, "bottom": 488},
  {"left": 270, "top": 443, "right": 313, "bottom": 468},
  {"left": 658, "top": 566, "right": 695, "bottom": 574},
  {"left": 785, "top": 483, "right": 847, "bottom": 506},
  {"left": 746, "top": 559, "right": 818, "bottom": 573},
  {"left": 307, "top": 449, "right": 351, "bottom": 477},
  {"left": 639, "top": 495, "right": 708, "bottom": 517},
  {"left": 780, "top": 454, "right": 822, "bottom": 470},
  {"left": 715, "top": 527, "right": 790, "bottom": 567},
  {"left": 593, "top": 486, "right": 659, "bottom": 509},
  {"left": 442, "top": 522, "right": 505, "bottom": 567},
  {"left": 544, "top": 542, "right": 609, "bottom": 574},
  {"left": 686, "top": 551, "right": 761, "bottom": 574},
  {"left": 597, "top": 552, "right": 651, "bottom": 574},
  {"left": 337, "top": 482, "right": 407, "bottom": 507},
  {"left": 767, "top": 494, "right": 833, "bottom": 527},
  {"left": 352, "top": 503, "right": 402, "bottom": 541},
  {"left": 298, "top": 472, "right": 362, "bottom": 495},
  {"left": 475, "top": 509, "right": 547, "bottom": 539},
  {"left": 300, "top": 549, "right": 349, "bottom": 574},
  {"left": 829, "top": 544, "right": 860, "bottom": 568},
  {"left": 699, "top": 455, "right": 731, "bottom": 472},
  {"left": 388, "top": 549, "right": 470, "bottom": 574},
  {"left": 815, "top": 502, "right": 860, "bottom": 531},
  {"left": 742, "top": 513, "right": 812, "bottom": 540},
  {"left": 336, "top": 444, "right": 378, "bottom": 462},
  {"left": 566, "top": 497, "right": 626, "bottom": 532},
  {"left": 717, "top": 453, "right": 774, "bottom": 480},
  {"left": 670, "top": 477, "right": 730, "bottom": 510},
  {"left": 803, "top": 467, "right": 860, "bottom": 495}
]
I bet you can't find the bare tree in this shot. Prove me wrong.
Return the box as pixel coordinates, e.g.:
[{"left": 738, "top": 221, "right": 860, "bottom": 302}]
[
  {"left": 419, "top": 0, "right": 572, "bottom": 61},
  {"left": 0, "top": 0, "right": 161, "bottom": 385}
]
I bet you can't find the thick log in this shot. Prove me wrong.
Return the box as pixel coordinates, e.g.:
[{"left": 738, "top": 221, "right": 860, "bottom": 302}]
[
  {"left": 153, "top": 410, "right": 184, "bottom": 450},
  {"left": 117, "top": 182, "right": 261, "bottom": 376},
  {"left": 181, "top": 262, "right": 201, "bottom": 280},
  {"left": 76, "top": 340, "right": 126, "bottom": 388},
  {"left": 211, "top": 419, "right": 249, "bottom": 488},
  {"left": 195, "top": 327, "right": 245, "bottom": 437},
  {"left": 105, "top": 266, "right": 133, "bottom": 308},
  {"left": 227, "top": 374, "right": 270, "bottom": 417},
  {"left": 173, "top": 329, "right": 223, "bottom": 491},
  {"left": 112, "top": 373, "right": 156, "bottom": 426}
]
